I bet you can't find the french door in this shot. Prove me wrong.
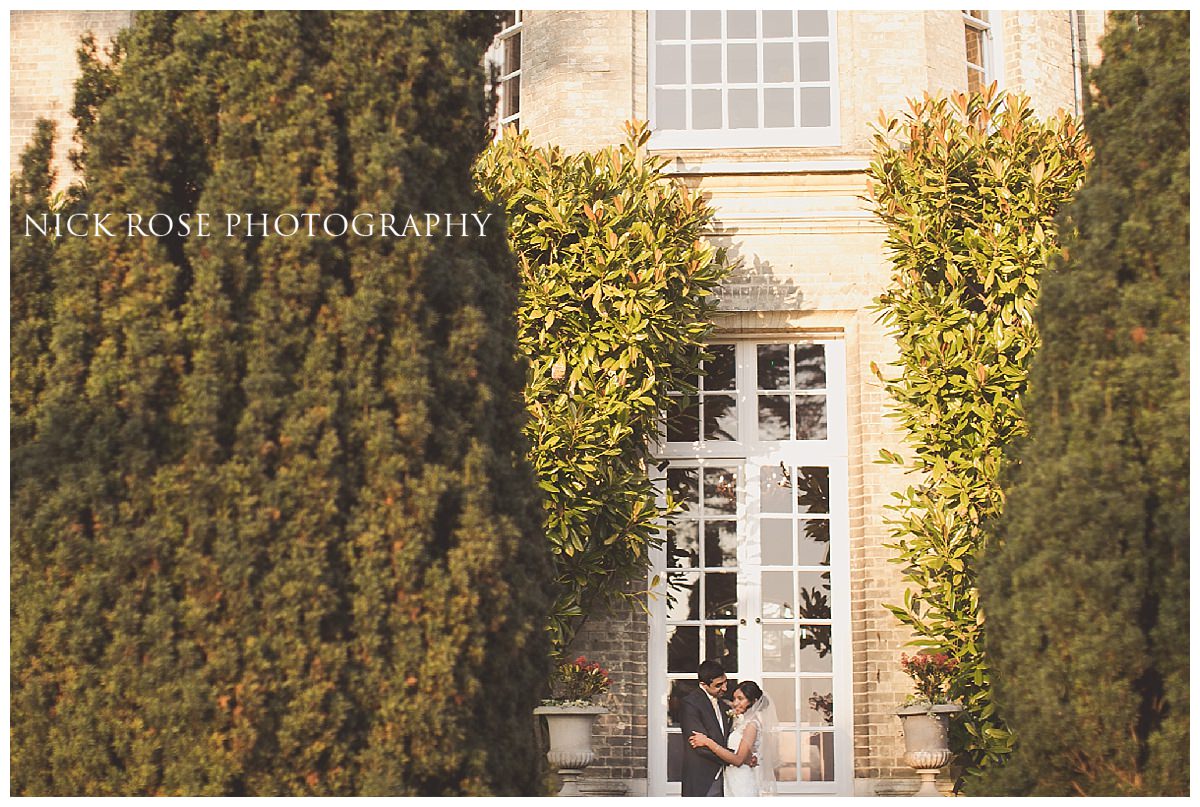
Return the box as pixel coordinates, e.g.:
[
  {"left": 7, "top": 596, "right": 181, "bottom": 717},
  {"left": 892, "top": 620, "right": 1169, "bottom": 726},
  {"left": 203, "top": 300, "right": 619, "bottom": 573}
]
[{"left": 648, "top": 340, "right": 852, "bottom": 795}]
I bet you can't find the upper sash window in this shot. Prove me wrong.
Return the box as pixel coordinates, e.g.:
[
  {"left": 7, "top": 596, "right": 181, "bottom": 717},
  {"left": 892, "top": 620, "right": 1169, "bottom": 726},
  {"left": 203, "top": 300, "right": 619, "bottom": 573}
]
[{"left": 649, "top": 10, "right": 839, "bottom": 149}]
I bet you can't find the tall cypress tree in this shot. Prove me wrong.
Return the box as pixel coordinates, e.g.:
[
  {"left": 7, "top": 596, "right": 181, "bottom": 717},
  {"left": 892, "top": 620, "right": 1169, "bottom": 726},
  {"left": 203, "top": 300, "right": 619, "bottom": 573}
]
[
  {"left": 974, "top": 11, "right": 1189, "bottom": 796},
  {"left": 11, "top": 11, "right": 552, "bottom": 795}
]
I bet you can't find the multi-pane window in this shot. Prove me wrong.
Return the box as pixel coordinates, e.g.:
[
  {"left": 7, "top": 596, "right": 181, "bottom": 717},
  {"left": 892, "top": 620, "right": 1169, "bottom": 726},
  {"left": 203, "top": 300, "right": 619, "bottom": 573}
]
[
  {"left": 756, "top": 343, "right": 829, "bottom": 441},
  {"left": 489, "top": 11, "right": 522, "bottom": 132},
  {"left": 650, "top": 10, "right": 838, "bottom": 148},
  {"left": 654, "top": 340, "right": 848, "bottom": 793},
  {"left": 963, "top": 10, "right": 991, "bottom": 94}
]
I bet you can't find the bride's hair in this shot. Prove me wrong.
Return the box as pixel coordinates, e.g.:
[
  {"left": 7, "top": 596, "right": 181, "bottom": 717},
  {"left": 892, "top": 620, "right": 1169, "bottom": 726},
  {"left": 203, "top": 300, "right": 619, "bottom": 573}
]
[{"left": 735, "top": 681, "right": 763, "bottom": 705}]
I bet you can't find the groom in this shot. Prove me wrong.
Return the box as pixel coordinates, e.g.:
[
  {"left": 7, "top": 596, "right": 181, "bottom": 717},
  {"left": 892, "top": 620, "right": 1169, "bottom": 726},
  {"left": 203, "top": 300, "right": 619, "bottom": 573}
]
[{"left": 679, "top": 659, "right": 732, "bottom": 797}]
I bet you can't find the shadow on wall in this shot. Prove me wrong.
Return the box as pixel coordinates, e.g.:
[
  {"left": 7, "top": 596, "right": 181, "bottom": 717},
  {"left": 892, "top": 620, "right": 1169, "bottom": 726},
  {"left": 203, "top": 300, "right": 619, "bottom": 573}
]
[{"left": 710, "top": 234, "right": 806, "bottom": 312}]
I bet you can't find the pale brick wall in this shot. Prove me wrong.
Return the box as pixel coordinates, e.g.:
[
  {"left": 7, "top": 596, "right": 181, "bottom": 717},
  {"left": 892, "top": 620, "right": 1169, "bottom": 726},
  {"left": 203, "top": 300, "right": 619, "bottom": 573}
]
[
  {"left": 520, "top": 10, "right": 636, "bottom": 153},
  {"left": 10, "top": 10, "right": 131, "bottom": 188},
  {"left": 999, "top": 10, "right": 1079, "bottom": 117}
]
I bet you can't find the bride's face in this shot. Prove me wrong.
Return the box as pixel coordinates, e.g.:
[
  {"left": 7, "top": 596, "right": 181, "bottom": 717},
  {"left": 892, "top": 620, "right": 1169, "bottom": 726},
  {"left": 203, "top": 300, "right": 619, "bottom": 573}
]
[{"left": 731, "top": 689, "right": 752, "bottom": 714}]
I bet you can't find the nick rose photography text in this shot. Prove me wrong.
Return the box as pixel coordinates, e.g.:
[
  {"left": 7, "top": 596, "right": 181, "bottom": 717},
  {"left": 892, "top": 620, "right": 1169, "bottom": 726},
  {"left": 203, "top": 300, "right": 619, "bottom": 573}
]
[{"left": 23, "top": 211, "right": 494, "bottom": 239}]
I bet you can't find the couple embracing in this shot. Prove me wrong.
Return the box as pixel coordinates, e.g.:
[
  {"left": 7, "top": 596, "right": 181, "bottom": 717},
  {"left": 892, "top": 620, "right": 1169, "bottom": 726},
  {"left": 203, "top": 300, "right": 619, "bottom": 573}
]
[{"left": 680, "top": 660, "right": 778, "bottom": 797}]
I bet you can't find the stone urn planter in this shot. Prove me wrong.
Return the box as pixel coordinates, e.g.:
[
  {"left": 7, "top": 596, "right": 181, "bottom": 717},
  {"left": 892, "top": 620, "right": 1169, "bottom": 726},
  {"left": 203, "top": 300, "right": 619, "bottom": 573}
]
[
  {"left": 896, "top": 703, "right": 963, "bottom": 797},
  {"left": 534, "top": 704, "right": 608, "bottom": 797}
]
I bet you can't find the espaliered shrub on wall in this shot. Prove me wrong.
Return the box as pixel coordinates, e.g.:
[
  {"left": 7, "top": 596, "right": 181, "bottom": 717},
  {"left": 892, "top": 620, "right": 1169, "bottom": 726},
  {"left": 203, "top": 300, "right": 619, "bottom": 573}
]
[
  {"left": 975, "top": 12, "right": 1189, "bottom": 796},
  {"left": 868, "top": 90, "right": 1090, "bottom": 779},
  {"left": 475, "top": 122, "right": 729, "bottom": 651},
  {"left": 11, "top": 11, "right": 552, "bottom": 795}
]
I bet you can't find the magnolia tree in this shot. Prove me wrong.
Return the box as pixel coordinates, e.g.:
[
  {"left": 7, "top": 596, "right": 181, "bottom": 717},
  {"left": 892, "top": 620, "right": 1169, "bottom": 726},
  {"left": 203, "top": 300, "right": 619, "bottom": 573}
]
[
  {"left": 475, "top": 122, "right": 730, "bottom": 652},
  {"left": 868, "top": 89, "right": 1090, "bottom": 780}
]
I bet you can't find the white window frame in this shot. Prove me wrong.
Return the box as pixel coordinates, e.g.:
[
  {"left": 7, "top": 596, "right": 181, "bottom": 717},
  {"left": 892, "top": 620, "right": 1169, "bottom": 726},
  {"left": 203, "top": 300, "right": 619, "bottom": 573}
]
[
  {"left": 488, "top": 10, "right": 522, "bottom": 133},
  {"left": 963, "top": 10, "right": 993, "bottom": 93},
  {"left": 647, "top": 10, "right": 841, "bottom": 150},
  {"left": 647, "top": 339, "right": 853, "bottom": 796}
]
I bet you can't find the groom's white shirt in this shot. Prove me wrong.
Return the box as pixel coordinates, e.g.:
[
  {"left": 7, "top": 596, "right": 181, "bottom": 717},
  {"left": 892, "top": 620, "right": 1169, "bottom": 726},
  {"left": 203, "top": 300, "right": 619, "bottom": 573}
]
[{"left": 705, "top": 691, "right": 723, "bottom": 733}]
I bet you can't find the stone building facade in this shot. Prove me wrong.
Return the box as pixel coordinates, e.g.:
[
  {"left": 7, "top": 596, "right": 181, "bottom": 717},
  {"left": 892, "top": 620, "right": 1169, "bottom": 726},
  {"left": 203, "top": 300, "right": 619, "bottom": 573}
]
[
  {"left": 11, "top": 9, "right": 1106, "bottom": 798},
  {"left": 508, "top": 9, "right": 1106, "bottom": 797}
]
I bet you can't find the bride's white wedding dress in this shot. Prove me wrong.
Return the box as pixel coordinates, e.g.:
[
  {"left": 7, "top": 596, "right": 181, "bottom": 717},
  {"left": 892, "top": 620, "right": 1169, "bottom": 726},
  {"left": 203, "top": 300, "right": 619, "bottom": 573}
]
[{"left": 722, "top": 714, "right": 763, "bottom": 797}]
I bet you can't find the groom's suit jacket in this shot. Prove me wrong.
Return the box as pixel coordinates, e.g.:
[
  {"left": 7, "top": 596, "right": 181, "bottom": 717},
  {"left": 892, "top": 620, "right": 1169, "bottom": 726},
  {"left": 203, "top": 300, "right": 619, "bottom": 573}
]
[{"left": 679, "top": 688, "right": 732, "bottom": 797}]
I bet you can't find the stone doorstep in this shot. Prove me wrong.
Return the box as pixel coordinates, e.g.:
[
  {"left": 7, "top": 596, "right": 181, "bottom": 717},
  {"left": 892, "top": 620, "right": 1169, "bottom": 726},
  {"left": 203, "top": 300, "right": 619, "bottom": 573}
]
[{"left": 576, "top": 777, "right": 630, "bottom": 797}]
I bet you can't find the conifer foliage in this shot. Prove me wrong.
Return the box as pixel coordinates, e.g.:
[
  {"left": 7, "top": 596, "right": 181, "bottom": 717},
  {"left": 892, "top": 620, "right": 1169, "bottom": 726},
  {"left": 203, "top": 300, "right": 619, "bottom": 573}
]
[
  {"left": 974, "top": 11, "right": 1189, "bottom": 796},
  {"left": 11, "top": 12, "right": 553, "bottom": 795}
]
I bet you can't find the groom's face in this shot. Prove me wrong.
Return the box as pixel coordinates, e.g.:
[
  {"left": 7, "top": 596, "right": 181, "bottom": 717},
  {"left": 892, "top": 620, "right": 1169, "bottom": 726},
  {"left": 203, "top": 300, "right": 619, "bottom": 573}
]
[{"left": 701, "top": 675, "right": 728, "bottom": 700}]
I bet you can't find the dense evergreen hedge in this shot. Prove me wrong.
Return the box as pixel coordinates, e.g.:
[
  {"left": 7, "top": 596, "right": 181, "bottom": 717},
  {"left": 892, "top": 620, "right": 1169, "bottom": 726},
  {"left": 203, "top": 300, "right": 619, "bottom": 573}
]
[
  {"left": 974, "top": 11, "right": 1189, "bottom": 796},
  {"left": 11, "top": 11, "right": 553, "bottom": 795}
]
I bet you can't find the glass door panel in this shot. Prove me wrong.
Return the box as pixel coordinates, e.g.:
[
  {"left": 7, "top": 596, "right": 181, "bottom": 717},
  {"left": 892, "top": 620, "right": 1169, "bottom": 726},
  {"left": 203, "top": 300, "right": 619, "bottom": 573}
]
[{"left": 651, "top": 340, "right": 848, "bottom": 795}]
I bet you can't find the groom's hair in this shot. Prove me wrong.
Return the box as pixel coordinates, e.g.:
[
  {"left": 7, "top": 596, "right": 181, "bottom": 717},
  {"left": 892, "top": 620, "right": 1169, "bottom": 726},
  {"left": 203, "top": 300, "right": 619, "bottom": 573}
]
[{"left": 697, "top": 659, "right": 725, "bottom": 684}]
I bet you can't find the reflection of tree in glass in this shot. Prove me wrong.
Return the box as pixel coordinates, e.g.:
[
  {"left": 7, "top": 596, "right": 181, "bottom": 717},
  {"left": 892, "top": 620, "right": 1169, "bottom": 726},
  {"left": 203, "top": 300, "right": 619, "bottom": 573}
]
[
  {"left": 797, "top": 583, "right": 831, "bottom": 620},
  {"left": 705, "top": 469, "right": 737, "bottom": 513},
  {"left": 664, "top": 572, "right": 699, "bottom": 618},
  {"left": 666, "top": 624, "right": 699, "bottom": 674},
  {"left": 808, "top": 691, "right": 834, "bottom": 724},
  {"left": 780, "top": 462, "right": 832, "bottom": 567},
  {"left": 707, "top": 624, "right": 738, "bottom": 672},
  {"left": 799, "top": 625, "right": 832, "bottom": 660}
]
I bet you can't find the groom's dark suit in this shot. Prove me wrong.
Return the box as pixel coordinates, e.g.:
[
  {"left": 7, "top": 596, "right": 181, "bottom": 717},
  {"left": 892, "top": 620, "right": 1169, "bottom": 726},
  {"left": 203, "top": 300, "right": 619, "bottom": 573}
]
[{"left": 679, "top": 688, "right": 731, "bottom": 797}]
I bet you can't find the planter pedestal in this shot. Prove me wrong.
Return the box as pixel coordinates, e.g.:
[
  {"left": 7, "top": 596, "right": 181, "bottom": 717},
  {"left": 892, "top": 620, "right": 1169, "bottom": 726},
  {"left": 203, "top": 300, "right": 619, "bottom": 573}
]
[
  {"left": 896, "top": 703, "right": 962, "bottom": 797},
  {"left": 534, "top": 705, "right": 608, "bottom": 797}
]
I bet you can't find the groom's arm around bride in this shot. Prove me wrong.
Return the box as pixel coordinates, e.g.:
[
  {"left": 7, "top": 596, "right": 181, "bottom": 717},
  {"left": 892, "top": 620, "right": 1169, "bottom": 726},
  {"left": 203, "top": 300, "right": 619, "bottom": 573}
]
[{"left": 678, "top": 661, "right": 729, "bottom": 797}]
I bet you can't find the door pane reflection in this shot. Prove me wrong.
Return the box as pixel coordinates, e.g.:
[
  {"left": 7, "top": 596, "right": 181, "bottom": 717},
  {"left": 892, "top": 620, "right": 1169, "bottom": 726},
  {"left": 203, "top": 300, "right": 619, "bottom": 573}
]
[
  {"left": 760, "top": 464, "right": 792, "bottom": 513},
  {"left": 668, "top": 679, "right": 699, "bottom": 727},
  {"left": 794, "top": 344, "right": 827, "bottom": 388},
  {"left": 794, "top": 466, "right": 829, "bottom": 513},
  {"left": 667, "top": 625, "right": 700, "bottom": 673},
  {"left": 666, "top": 572, "right": 701, "bottom": 621},
  {"left": 705, "top": 345, "right": 736, "bottom": 390},
  {"left": 796, "top": 519, "right": 830, "bottom": 566},
  {"left": 667, "top": 397, "right": 700, "bottom": 443},
  {"left": 706, "top": 625, "right": 738, "bottom": 673},
  {"left": 801, "top": 679, "right": 834, "bottom": 726},
  {"left": 704, "top": 521, "right": 738, "bottom": 568},
  {"left": 775, "top": 732, "right": 798, "bottom": 782},
  {"left": 797, "top": 571, "right": 832, "bottom": 619},
  {"left": 667, "top": 468, "right": 699, "bottom": 517},
  {"left": 757, "top": 394, "right": 790, "bottom": 440},
  {"left": 795, "top": 395, "right": 828, "bottom": 440},
  {"left": 704, "top": 395, "right": 738, "bottom": 441},
  {"left": 764, "top": 677, "right": 797, "bottom": 725},
  {"left": 762, "top": 571, "right": 794, "bottom": 617},
  {"left": 800, "top": 732, "right": 835, "bottom": 781},
  {"left": 667, "top": 732, "right": 684, "bottom": 782},
  {"left": 757, "top": 344, "right": 791, "bottom": 389},
  {"left": 705, "top": 572, "right": 738, "bottom": 619},
  {"left": 704, "top": 467, "right": 738, "bottom": 514},
  {"left": 761, "top": 518, "right": 793, "bottom": 566},
  {"left": 761, "top": 626, "right": 795, "bottom": 672},
  {"left": 668, "top": 523, "right": 700, "bottom": 568},
  {"left": 798, "top": 626, "right": 833, "bottom": 673}
]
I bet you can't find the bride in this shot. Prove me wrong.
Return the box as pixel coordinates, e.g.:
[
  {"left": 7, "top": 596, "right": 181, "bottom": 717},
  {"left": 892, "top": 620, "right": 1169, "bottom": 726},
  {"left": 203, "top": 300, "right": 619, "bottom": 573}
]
[{"left": 688, "top": 681, "right": 778, "bottom": 797}]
